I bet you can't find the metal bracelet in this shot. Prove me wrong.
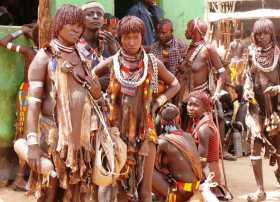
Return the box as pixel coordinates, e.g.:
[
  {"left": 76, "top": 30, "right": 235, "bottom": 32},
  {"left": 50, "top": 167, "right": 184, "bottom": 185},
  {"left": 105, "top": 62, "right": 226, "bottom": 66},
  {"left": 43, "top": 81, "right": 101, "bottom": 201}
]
[
  {"left": 10, "top": 30, "right": 23, "bottom": 39},
  {"left": 28, "top": 96, "right": 42, "bottom": 103},
  {"left": 26, "top": 132, "right": 38, "bottom": 145},
  {"left": 26, "top": 132, "right": 36, "bottom": 138},
  {"left": 29, "top": 81, "right": 44, "bottom": 90},
  {"left": 156, "top": 95, "right": 168, "bottom": 107},
  {"left": 250, "top": 155, "right": 262, "bottom": 160}
]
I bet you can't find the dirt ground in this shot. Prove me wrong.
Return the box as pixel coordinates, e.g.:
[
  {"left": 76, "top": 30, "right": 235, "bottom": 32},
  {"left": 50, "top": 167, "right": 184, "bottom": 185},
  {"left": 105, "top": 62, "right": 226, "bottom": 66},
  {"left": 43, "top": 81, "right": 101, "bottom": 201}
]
[{"left": 0, "top": 157, "right": 280, "bottom": 202}]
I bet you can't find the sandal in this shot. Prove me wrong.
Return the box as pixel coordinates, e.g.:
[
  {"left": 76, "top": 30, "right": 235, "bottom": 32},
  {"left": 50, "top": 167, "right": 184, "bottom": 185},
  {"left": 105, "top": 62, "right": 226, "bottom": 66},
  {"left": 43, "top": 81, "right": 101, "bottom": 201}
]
[
  {"left": 215, "top": 184, "right": 234, "bottom": 201},
  {"left": 247, "top": 191, "right": 266, "bottom": 202}
]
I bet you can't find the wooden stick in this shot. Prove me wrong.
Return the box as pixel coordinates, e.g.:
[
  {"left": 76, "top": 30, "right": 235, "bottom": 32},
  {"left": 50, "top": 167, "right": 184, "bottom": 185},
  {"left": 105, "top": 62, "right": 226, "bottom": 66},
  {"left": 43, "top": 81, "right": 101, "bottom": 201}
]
[
  {"left": 38, "top": 0, "right": 52, "bottom": 48},
  {"left": 214, "top": 104, "right": 229, "bottom": 188}
]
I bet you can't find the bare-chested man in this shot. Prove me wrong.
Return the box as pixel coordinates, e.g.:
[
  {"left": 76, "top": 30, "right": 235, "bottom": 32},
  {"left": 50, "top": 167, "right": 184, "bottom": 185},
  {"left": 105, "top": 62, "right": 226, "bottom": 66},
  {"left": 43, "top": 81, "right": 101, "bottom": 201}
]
[
  {"left": 93, "top": 15, "right": 180, "bottom": 202},
  {"left": 25, "top": 4, "right": 101, "bottom": 202},
  {"left": 178, "top": 18, "right": 225, "bottom": 102},
  {"left": 225, "top": 30, "right": 247, "bottom": 86},
  {"left": 243, "top": 18, "right": 280, "bottom": 202},
  {"left": 177, "top": 18, "right": 236, "bottom": 161},
  {"left": 0, "top": 23, "right": 38, "bottom": 191},
  {"left": 153, "top": 103, "right": 203, "bottom": 202}
]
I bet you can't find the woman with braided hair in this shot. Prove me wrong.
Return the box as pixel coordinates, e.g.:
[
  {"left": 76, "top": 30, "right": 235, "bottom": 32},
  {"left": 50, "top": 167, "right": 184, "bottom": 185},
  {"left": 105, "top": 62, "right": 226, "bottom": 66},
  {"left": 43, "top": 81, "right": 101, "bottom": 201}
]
[
  {"left": 93, "top": 15, "right": 180, "bottom": 202},
  {"left": 243, "top": 18, "right": 280, "bottom": 202},
  {"left": 25, "top": 4, "right": 101, "bottom": 202}
]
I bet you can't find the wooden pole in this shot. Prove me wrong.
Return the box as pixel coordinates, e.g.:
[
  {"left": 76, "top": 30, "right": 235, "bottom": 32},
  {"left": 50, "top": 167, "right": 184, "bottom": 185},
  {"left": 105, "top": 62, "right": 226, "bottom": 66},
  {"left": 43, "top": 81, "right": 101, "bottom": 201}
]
[{"left": 38, "top": 0, "right": 52, "bottom": 48}]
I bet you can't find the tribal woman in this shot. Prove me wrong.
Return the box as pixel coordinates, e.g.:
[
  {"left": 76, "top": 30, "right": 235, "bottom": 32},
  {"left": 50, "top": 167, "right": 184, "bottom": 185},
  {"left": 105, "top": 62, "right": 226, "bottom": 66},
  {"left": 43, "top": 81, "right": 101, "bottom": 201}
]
[
  {"left": 25, "top": 4, "right": 101, "bottom": 202},
  {"left": 93, "top": 15, "right": 180, "bottom": 202},
  {"left": 243, "top": 18, "right": 280, "bottom": 202}
]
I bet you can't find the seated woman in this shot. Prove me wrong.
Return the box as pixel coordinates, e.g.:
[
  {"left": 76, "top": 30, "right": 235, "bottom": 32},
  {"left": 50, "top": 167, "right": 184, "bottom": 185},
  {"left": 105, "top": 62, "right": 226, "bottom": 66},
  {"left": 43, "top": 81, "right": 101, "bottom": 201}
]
[{"left": 153, "top": 103, "right": 204, "bottom": 202}]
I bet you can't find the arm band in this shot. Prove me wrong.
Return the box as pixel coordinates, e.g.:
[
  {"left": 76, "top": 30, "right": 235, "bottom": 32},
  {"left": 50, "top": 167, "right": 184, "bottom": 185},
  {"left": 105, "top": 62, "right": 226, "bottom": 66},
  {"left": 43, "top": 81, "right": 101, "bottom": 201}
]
[
  {"left": 26, "top": 132, "right": 38, "bottom": 145},
  {"left": 28, "top": 96, "right": 42, "bottom": 103},
  {"left": 16, "top": 45, "right": 21, "bottom": 53},
  {"left": 10, "top": 30, "right": 23, "bottom": 39},
  {"left": 29, "top": 81, "right": 44, "bottom": 90},
  {"left": 250, "top": 155, "right": 262, "bottom": 160},
  {"left": 156, "top": 95, "right": 168, "bottom": 107},
  {"left": 6, "top": 42, "right": 12, "bottom": 50},
  {"left": 170, "top": 78, "right": 179, "bottom": 86}
]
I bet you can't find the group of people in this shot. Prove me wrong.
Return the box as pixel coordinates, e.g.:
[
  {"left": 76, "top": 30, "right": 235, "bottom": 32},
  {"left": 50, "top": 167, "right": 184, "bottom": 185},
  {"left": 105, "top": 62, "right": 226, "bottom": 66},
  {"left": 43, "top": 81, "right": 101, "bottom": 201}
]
[{"left": 1, "top": 0, "right": 280, "bottom": 202}]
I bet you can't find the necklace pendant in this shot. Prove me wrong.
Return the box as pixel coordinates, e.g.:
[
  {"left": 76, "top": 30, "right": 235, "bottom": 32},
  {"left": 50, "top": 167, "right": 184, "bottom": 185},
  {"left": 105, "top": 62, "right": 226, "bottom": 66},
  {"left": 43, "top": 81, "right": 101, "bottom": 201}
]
[
  {"left": 61, "top": 61, "right": 73, "bottom": 73},
  {"left": 121, "top": 85, "right": 137, "bottom": 96}
]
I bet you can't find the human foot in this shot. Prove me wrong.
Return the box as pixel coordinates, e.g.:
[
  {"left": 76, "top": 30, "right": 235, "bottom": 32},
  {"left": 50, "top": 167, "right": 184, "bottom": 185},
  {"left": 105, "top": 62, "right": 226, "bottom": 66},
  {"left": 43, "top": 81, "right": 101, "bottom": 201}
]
[{"left": 247, "top": 191, "right": 266, "bottom": 202}]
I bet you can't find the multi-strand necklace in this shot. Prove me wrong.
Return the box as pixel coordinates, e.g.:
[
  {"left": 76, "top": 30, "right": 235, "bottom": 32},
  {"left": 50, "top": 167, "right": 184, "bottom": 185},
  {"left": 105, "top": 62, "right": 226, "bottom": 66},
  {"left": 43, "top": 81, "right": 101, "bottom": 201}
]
[
  {"left": 253, "top": 44, "right": 280, "bottom": 73},
  {"left": 113, "top": 49, "right": 149, "bottom": 89},
  {"left": 50, "top": 39, "right": 75, "bottom": 53},
  {"left": 120, "top": 48, "right": 143, "bottom": 63}
]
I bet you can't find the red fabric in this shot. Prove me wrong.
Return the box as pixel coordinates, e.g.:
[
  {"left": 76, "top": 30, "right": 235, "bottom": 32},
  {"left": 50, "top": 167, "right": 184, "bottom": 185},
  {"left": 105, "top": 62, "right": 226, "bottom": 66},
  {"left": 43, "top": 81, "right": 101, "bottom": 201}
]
[
  {"left": 206, "top": 123, "right": 220, "bottom": 162},
  {"left": 192, "top": 116, "right": 220, "bottom": 162}
]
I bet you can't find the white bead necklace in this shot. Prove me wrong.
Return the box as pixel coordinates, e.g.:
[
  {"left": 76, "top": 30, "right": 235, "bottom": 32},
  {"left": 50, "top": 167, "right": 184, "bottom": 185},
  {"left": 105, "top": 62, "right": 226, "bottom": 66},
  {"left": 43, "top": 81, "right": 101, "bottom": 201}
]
[
  {"left": 113, "top": 49, "right": 149, "bottom": 88},
  {"left": 252, "top": 46, "right": 280, "bottom": 73},
  {"left": 188, "top": 42, "right": 205, "bottom": 63}
]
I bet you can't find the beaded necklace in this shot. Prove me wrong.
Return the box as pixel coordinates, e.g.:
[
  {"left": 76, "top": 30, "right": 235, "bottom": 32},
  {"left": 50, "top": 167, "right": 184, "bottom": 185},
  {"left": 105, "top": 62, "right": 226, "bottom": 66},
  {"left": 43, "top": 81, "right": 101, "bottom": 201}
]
[
  {"left": 252, "top": 45, "right": 280, "bottom": 73},
  {"left": 108, "top": 54, "right": 157, "bottom": 142},
  {"left": 188, "top": 41, "right": 205, "bottom": 63},
  {"left": 50, "top": 39, "right": 75, "bottom": 53},
  {"left": 120, "top": 48, "right": 143, "bottom": 62},
  {"left": 113, "top": 49, "right": 149, "bottom": 88}
]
